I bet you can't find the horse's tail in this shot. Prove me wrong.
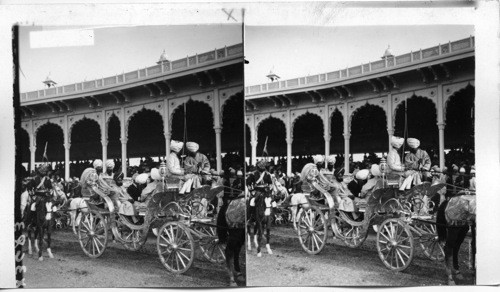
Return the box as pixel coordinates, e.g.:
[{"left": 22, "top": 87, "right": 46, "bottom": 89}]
[
  {"left": 436, "top": 199, "right": 449, "bottom": 242},
  {"left": 216, "top": 203, "right": 229, "bottom": 244}
]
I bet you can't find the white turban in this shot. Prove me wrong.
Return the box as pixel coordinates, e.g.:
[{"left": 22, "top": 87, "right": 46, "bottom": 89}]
[
  {"left": 105, "top": 160, "right": 115, "bottom": 169},
  {"left": 237, "top": 170, "right": 243, "bottom": 177},
  {"left": 313, "top": 155, "right": 325, "bottom": 164},
  {"left": 186, "top": 142, "right": 199, "bottom": 153},
  {"left": 326, "top": 155, "right": 336, "bottom": 165},
  {"left": 150, "top": 168, "right": 161, "bottom": 180},
  {"left": 135, "top": 173, "right": 149, "bottom": 185},
  {"left": 407, "top": 138, "right": 420, "bottom": 149},
  {"left": 471, "top": 165, "right": 475, "bottom": 174},
  {"left": 170, "top": 140, "right": 184, "bottom": 153},
  {"left": 93, "top": 159, "right": 103, "bottom": 168},
  {"left": 459, "top": 167, "right": 466, "bottom": 174},
  {"left": 390, "top": 136, "right": 404, "bottom": 149},
  {"left": 355, "top": 169, "right": 370, "bottom": 180},
  {"left": 370, "top": 164, "right": 381, "bottom": 177}
]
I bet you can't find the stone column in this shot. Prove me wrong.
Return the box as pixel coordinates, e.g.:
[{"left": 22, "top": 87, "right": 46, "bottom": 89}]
[
  {"left": 251, "top": 139, "right": 257, "bottom": 166},
  {"left": 29, "top": 146, "right": 36, "bottom": 172},
  {"left": 214, "top": 127, "right": 222, "bottom": 172},
  {"left": 121, "top": 138, "right": 127, "bottom": 176},
  {"left": 64, "top": 142, "right": 70, "bottom": 180},
  {"left": 438, "top": 123, "right": 445, "bottom": 169},
  {"left": 286, "top": 137, "right": 293, "bottom": 175},
  {"left": 101, "top": 139, "right": 108, "bottom": 164},
  {"left": 387, "top": 129, "right": 394, "bottom": 155},
  {"left": 437, "top": 84, "right": 445, "bottom": 169},
  {"left": 324, "top": 134, "right": 331, "bottom": 168},
  {"left": 386, "top": 93, "right": 394, "bottom": 154},
  {"left": 165, "top": 133, "right": 171, "bottom": 162},
  {"left": 344, "top": 133, "right": 351, "bottom": 174}
]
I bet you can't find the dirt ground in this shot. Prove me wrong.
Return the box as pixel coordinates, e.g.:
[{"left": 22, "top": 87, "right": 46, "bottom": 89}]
[
  {"left": 247, "top": 225, "right": 475, "bottom": 286},
  {"left": 22, "top": 228, "right": 245, "bottom": 288}
]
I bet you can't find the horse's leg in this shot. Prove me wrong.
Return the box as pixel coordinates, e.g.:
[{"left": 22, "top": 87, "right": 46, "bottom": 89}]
[
  {"left": 247, "top": 222, "right": 253, "bottom": 251},
  {"left": 225, "top": 233, "right": 237, "bottom": 286},
  {"left": 444, "top": 226, "right": 462, "bottom": 285},
  {"left": 26, "top": 226, "right": 32, "bottom": 255},
  {"left": 265, "top": 215, "right": 273, "bottom": 255},
  {"left": 256, "top": 220, "right": 262, "bottom": 257},
  {"left": 291, "top": 205, "right": 297, "bottom": 230},
  {"left": 38, "top": 225, "right": 44, "bottom": 261},
  {"left": 253, "top": 223, "right": 259, "bottom": 249},
  {"left": 47, "top": 222, "right": 54, "bottom": 258},
  {"left": 452, "top": 225, "right": 469, "bottom": 281}
]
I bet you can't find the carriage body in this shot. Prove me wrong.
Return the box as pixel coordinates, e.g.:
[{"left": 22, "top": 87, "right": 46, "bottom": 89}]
[
  {"left": 295, "top": 166, "right": 446, "bottom": 271},
  {"left": 77, "top": 173, "right": 227, "bottom": 273}
]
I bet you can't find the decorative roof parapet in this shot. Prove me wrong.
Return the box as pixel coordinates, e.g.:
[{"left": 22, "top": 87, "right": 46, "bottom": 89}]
[
  {"left": 245, "top": 36, "right": 474, "bottom": 96},
  {"left": 21, "top": 43, "right": 243, "bottom": 103}
]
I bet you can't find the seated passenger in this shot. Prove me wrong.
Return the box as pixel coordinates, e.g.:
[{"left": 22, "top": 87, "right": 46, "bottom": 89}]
[
  {"left": 387, "top": 136, "right": 406, "bottom": 190},
  {"left": 350, "top": 169, "right": 369, "bottom": 198},
  {"left": 360, "top": 164, "right": 383, "bottom": 198},
  {"left": 182, "top": 142, "right": 211, "bottom": 194},
  {"left": 101, "top": 160, "right": 115, "bottom": 180},
  {"left": 132, "top": 173, "right": 150, "bottom": 211},
  {"left": 401, "top": 138, "right": 431, "bottom": 190}
]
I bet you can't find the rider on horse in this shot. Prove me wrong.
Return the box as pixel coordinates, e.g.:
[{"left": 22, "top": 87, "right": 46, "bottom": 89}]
[{"left": 247, "top": 160, "right": 274, "bottom": 219}]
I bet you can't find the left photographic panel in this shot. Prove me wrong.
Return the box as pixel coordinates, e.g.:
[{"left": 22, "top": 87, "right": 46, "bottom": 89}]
[{"left": 14, "top": 24, "right": 245, "bottom": 288}]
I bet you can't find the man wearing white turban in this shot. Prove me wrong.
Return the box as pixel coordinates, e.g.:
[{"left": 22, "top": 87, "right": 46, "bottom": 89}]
[
  {"left": 93, "top": 159, "right": 104, "bottom": 175},
  {"left": 167, "top": 140, "right": 185, "bottom": 177},
  {"left": 387, "top": 136, "right": 405, "bottom": 174},
  {"left": 101, "top": 159, "right": 115, "bottom": 179},
  {"left": 182, "top": 142, "right": 211, "bottom": 194},
  {"left": 401, "top": 138, "right": 431, "bottom": 190},
  {"left": 360, "top": 164, "right": 383, "bottom": 198}
]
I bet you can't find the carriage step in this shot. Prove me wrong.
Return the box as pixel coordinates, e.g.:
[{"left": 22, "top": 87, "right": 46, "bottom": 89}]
[{"left": 190, "top": 218, "right": 213, "bottom": 223}]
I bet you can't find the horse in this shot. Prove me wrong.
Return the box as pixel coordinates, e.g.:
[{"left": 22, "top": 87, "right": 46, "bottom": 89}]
[
  {"left": 24, "top": 192, "right": 58, "bottom": 261},
  {"left": 216, "top": 188, "right": 246, "bottom": 286},
  {"left": 281, "top": 192, "right": 308, "bottom": 230},
  {"left": 247, "top": 186, "right": 274, "bottom": 257},
  {"left": 436, "top": 191, "right": 476, "bottom": 285}
]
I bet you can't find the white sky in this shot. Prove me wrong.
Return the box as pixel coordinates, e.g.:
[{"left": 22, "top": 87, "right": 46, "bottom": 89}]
[
  {"left": 245, "top": 25, "right": 474, "bottom": 86},
  {"left": 19, "top": 24, "right": 242, "bottom": 92}
]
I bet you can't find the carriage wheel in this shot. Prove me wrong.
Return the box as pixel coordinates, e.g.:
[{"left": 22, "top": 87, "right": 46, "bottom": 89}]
[
  {"left": 195, "top": 225, "right": 226, "bottom": 264},
  {"left": 78, "top": 209, "right": 108, "bottom": 258},
  {"left": 417, "top": 221, "right": 444, "bottom": 261},
  {"left": 157, "top": 221, "right": 195, "bottom": 274},
  {"left": 376, "top": 218, "right": 414, "bottom": 271},
  {"left": 333, "top": 218, "right": 369, "bottom": 248},
  {"left": 297, "top": 205, "right": 327, "bottom": 255}
]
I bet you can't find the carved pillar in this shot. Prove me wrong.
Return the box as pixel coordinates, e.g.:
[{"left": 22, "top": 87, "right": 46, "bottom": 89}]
[
  {"left": 438, "top": 123, "right": 445, "bottom": 169},
  {"left": 120, "top": 107, "right": 127, "bottom": 176},
  {"left": 343, "top": 101, "right": 350, "bottom": 174},
  {"left": 251, "top": 140, "right": 257, "bottom": 166},
  {"left": 165, "top": 133, "right": 171, "bottom": 162},
  {"left": 324, "top": 104, "right": 330, "bottom": 168},
  {"left": 387, "top": 93, "right": 394, "bottom": 154},
  {"left": 102, "top": 139, "right": 108, "bottom": 165},
  {"left": 286, "top": 138, "right": 293, "bottom": 175},
  {"left": 64, "top": 143, "right": 70, "bottom": 180},
  {"left": 29, "top": 146, "right": 36, "bottom": 172},
  {"left": 213, "top": 88, "right": 222, "bottom": 172},
  {"left": 214, "top": 127, "right": 222, "bottom": 172},
  {"left": 437, "top": 84, "right": 445, "bottom": 169},
  {"left": 121, "top": 138, "right": 127, "bottom": 176},
  {"left": 101, "top": 109, "right": 107, "bottom": 163},
  {"left": 344, "top": 133, "right": 351, "bottom": 174}
]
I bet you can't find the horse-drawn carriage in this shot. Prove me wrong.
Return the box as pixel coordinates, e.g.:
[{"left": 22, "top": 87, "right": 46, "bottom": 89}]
[
  {"left": 295, "top": 159, "right": 449, "bottom": 272},
  {"left": 77, "top": 164, "right": 227, "bottom": 274}
]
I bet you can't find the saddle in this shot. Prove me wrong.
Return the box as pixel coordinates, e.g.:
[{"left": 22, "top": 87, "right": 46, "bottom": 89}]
[
  {"left": 445, "top": 193, "right": 476, "bottom": 225},
  {"left": 225, "top": 197, "right": 245, "bottom": 229}
]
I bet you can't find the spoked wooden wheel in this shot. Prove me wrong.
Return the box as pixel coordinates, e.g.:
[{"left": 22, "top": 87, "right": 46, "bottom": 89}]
[
  {"left": 332, "top": 211, "right": 369, "bottom": 248},
  {"left": 112, "top": 218, "right": 148, "bottom": 251},
  {"left": 195, "top": 225, "right": 226, "bottom": 264},
  {"left": 416, "top": 221, "right": 444, "bottom": 261},
  {"left": 376, "top": 218, "right": 414, "bottom": 271},
  {"left": 78, "top": 209, "right": 108, "bottom": 258},
  {"left": 297, "top": 205, "right": 327, "bottom": 255},
  {"left": 157, "top": 221, "right": 195, "bottom": 274}
]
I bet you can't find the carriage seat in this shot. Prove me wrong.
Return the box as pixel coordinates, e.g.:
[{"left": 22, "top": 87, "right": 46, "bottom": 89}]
[{"left": 385, "top": 173, "right": 401, "bottom": 188}]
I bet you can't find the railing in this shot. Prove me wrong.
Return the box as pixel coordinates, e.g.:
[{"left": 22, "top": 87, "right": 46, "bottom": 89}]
[
  {"left": 245, "top": 36, "right": 474, "bottom": 95},
  {"left": 21, "top": 43, "right": 243, "bottom": 102}
]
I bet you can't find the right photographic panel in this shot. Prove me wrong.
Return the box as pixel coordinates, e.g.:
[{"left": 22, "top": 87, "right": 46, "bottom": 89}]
[{"left": 244, "top": 25, "right": 475, "bottom": 286}]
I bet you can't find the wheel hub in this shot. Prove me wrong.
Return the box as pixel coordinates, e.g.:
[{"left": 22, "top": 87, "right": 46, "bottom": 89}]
[
  {"left": 172, "top": 244, "right": 178, "bottom": 250},
  {"left": 309, "top": 227, "right": 314, "bottom": 232}
]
